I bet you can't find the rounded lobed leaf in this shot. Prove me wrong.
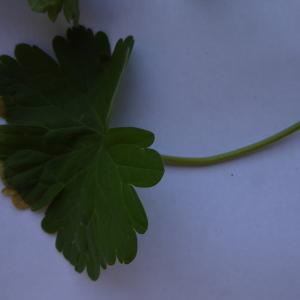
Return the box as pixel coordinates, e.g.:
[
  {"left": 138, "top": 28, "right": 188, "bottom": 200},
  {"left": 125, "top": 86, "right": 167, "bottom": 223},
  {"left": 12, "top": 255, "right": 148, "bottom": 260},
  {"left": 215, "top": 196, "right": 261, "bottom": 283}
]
[{"left": 0, "top": 26, "right": 164, "bottom": 280}]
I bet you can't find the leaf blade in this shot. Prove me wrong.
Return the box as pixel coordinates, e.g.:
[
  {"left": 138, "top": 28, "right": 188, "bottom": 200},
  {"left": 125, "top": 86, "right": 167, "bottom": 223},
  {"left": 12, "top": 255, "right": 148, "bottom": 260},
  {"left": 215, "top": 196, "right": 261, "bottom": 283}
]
[{"left": 0, "top": 26, "right": 164, "bottom": 280}]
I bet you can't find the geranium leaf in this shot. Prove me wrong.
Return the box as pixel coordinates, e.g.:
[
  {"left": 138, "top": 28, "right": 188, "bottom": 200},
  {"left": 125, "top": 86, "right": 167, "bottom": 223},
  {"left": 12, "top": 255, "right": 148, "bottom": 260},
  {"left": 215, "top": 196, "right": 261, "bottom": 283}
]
[{"left": 0, "top": 26, "right": 164, "bottom": 280}]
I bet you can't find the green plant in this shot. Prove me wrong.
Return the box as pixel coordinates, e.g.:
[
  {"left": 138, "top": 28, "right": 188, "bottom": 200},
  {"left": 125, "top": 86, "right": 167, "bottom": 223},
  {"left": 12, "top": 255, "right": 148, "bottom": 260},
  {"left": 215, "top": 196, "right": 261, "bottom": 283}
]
[
  {"left": 28, "top": 0, "right": 80, "bottom": 23},
  {"left": 0, "top": 1, "right": 299, "bottom": 280}
]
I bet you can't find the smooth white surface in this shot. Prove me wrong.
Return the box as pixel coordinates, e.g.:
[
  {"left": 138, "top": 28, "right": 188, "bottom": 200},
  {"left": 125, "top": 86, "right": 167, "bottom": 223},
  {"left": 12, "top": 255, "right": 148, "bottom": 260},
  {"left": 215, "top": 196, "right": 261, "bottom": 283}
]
[{"left": 1, "top": 1, "right": 300, "bottom": 299}]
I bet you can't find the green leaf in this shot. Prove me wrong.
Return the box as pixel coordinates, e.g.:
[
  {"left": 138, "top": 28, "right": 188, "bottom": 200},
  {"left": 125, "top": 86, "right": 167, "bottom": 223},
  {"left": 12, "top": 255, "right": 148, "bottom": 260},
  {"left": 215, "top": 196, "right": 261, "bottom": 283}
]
[
  {"left": 28, "top": 0, "right": 80, "bottom": 23},
  {"left": 0, "top": 26, "right": 164, "bottom": 280}
]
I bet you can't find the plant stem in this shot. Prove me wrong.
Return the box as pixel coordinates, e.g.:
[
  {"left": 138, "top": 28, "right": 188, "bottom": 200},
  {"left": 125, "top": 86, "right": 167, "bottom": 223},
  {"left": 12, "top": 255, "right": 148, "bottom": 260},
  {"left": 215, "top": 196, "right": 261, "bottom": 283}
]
[{"left": 162, "top": 121, "right": 300, "bottom": 166}]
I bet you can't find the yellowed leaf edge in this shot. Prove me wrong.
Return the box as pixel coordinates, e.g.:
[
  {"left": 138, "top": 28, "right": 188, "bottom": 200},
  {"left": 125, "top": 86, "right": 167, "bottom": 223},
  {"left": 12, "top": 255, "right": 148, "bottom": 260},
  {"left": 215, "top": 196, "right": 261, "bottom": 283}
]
[{"left": 0, "top": 99, "right": 29, "bottom": 210}]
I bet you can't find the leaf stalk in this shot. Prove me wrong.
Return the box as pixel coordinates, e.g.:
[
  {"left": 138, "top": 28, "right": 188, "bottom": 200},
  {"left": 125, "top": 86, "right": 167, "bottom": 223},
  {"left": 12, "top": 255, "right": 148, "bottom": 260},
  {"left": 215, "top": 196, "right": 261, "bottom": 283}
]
[{"left": 162, "top": 121, "right": 300, "bottom": 166}]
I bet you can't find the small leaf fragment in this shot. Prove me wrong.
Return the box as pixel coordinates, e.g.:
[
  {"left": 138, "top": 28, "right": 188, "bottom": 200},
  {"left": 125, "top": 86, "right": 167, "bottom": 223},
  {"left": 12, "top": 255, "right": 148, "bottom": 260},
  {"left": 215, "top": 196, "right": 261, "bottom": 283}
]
[{"left": 28, "top": 0, "right": 80, "bottom": 23}]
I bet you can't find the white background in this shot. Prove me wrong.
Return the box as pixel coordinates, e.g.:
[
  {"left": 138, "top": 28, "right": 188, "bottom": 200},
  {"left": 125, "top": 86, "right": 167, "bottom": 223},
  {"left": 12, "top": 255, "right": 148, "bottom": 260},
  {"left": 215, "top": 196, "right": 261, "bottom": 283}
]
[{"left": 1, "top": 0, "right": 300, "bottom": 299}]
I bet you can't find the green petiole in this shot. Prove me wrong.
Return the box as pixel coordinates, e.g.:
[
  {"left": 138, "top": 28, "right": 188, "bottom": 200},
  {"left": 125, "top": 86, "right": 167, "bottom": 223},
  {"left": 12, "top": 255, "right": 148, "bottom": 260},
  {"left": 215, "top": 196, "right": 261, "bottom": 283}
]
[{"left": 162, "top": 121, "right": 300, "bottom": 166}]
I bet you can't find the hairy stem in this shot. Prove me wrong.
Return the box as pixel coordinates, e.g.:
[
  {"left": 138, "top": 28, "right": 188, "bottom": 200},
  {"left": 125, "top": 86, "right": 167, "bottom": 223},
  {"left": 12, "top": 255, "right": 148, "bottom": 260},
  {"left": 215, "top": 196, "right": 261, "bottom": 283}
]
[{"left": 162, "top": 121, "right": 300, "bottom": 166}]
